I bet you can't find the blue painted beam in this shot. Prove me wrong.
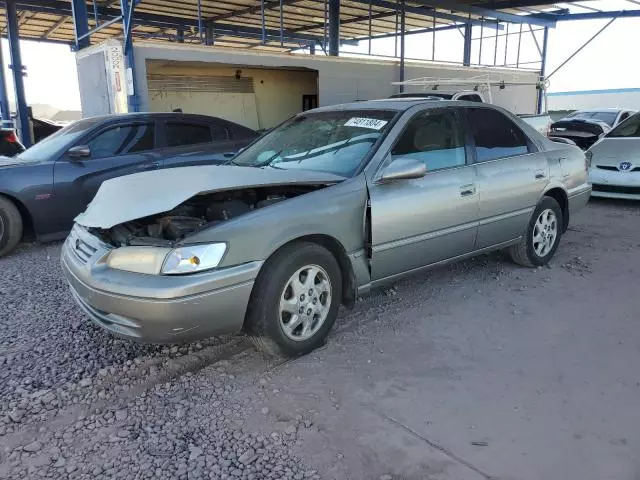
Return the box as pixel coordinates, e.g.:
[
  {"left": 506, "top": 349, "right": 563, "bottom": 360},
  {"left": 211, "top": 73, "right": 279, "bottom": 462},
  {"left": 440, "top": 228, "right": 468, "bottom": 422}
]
[
  {"left": 5, "top": 0, "right": 31, "bottom": 146},
  {"left": 0, "top": 39, "right": 11, "bottom": 122},
  {"left": 70, "top": 0, "right": 90, "bottom": 49},
  {"left": 349, "top": 0, "right": 503, "bottom": 29},
  {"left": 16, "top": 0, "right": 343, "bottom": 46},
  {"left": 329, "top": 0, "right": 340, "bottom": 56},
  {"left": 462, "top": 22, "right": 472, "bottom": 66},
  {"left": 356, "top": 22, "right": 460, "bottom": 41},
  {"left": 554, "top": 10, "right": 640, "bottom": 21},
  {"left": 407, "top": 0, "right": 556, "bottom": 27}
]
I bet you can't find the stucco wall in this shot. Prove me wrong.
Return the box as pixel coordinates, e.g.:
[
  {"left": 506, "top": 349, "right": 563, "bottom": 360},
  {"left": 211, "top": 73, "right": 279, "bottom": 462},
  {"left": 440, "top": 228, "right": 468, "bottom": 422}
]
[
  {"left": 145, "top": 61, "right": 318, "bottom": 129},
  {"left": 132, "top": 42, "right": 540, "bottom": 115},
  {"left": 75, "top": 40, "right": 541, "bottom": 120}
]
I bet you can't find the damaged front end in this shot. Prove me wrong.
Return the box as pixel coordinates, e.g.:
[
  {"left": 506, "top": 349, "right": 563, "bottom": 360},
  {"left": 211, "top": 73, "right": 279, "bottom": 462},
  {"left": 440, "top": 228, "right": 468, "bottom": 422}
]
[{"left": 90, "top": 185, "right": 326, "bottom": 248}]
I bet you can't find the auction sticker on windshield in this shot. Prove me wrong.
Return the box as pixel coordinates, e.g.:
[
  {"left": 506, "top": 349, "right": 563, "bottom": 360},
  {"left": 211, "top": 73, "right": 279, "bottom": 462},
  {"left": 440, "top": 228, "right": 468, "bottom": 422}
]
[{"left": 344, "top": 117, "right": 388, "bottom": 130}]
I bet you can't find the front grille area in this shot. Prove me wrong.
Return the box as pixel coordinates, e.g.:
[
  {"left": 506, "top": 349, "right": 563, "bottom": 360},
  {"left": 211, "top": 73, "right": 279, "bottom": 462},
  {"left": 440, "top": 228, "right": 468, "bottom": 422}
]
[
  {"left": 596, "top": 165, "right": 640, "bottom": 172},
  {"left": 592, "top": 184, "right": 640, "bottom": 195},
  {"left": 67, "top": 230, "right": 97, "bottom": 264}
]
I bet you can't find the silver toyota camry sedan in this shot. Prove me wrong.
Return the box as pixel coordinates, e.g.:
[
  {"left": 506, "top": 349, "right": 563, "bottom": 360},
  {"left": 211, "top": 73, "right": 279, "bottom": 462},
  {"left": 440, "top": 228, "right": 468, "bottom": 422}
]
[
  {"left": 62, "top": 99, "right": 591, "bottom": 356},
  {"left": 588, "top": 112, "right": 640, "bottom": 200}
]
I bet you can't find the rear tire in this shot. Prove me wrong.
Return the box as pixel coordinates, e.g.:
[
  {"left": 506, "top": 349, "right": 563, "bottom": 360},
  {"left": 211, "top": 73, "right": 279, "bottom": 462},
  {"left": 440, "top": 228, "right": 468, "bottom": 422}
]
[
  {"left": 0, "top": 196, "right": 23, "bottom": 258},
  {"left": 245, "top": 242, "right": 342, "bottom": 357},
  {"left": 509, "top": 196, "right": 563, "bottom": 267}
]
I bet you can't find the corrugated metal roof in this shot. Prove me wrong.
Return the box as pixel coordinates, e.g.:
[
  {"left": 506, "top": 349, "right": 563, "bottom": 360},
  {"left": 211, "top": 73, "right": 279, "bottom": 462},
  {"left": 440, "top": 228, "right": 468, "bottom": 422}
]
[{"left": 1, "top": 1, "right": 569, "bottom": 52}]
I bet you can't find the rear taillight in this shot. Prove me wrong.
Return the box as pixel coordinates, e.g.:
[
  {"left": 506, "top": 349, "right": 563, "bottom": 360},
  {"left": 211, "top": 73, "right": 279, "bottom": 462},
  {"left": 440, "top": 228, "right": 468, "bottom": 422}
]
[{"left": 4, "top": 132, "right": 18, "bottom": 143}]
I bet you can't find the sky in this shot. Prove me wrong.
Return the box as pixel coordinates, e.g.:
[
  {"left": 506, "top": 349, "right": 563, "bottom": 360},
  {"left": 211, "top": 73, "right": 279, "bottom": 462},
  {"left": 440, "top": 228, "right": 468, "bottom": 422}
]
[{"left": 1, "top": 0, "right": 639, "bottom": 112}]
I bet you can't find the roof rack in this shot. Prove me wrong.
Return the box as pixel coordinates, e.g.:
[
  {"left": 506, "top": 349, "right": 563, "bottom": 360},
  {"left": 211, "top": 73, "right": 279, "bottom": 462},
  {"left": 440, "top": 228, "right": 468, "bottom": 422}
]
[{"left": 392, "top": 74, "right": 550, "bottom": 107}]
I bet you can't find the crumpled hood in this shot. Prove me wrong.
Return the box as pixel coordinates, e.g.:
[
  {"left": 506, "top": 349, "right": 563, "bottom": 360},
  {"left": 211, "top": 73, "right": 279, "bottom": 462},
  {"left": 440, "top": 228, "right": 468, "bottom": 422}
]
[{"left": 75, "top": 165, "right": 345, "bottom": 229}]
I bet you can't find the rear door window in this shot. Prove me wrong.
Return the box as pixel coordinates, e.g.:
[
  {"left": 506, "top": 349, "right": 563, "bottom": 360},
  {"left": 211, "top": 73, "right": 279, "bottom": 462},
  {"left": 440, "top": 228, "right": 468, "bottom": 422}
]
[
  {"left": 466, "top": 108, "right": 531, "bottom": 162},
  {"left": 87, "top": 123, "right": 155, "bottom": 159},
  {"left": 166, "top": 123, "right": 220, "bottom": 147}
]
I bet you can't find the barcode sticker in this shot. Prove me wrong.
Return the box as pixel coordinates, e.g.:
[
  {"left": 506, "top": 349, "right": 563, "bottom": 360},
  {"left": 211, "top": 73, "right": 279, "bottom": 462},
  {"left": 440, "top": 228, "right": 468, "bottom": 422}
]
[{"left": 344, "top": 117, "right": 388, "bottom": 130}]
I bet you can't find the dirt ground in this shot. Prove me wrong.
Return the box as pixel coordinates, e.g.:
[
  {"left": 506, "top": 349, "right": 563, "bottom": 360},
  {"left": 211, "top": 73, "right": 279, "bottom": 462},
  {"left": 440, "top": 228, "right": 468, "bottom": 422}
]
[{"left": 2, "top": 198, "right": 639, "bottom": 480}]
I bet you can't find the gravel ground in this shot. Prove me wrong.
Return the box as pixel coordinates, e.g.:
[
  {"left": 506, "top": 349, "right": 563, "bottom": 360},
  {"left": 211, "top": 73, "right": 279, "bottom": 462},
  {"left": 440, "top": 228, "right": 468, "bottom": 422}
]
[{"left": 1, "top": 199, "right": 640, "bottom": 479}]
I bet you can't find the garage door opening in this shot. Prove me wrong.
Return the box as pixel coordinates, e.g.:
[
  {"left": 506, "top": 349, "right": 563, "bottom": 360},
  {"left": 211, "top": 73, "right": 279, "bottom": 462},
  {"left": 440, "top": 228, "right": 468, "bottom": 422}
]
[{"left": 146, "top": 60, "right": 318, "bottom": 131}]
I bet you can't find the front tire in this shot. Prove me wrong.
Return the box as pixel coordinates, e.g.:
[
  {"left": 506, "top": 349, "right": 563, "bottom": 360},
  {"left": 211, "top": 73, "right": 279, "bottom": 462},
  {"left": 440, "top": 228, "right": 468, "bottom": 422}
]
[
  {"left": 245, "top": 242, "right": 342, "bottom": 357},
  {"left": 0, "top": 196, "right": 23, "bottom": 258},
  {"left": 509, "top": 196, "right": 563, "bottom": 267}
]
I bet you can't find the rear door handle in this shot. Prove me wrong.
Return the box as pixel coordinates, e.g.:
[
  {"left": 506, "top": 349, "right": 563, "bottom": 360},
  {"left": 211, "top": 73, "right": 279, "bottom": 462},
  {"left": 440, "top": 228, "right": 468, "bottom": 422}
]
[
  {"left": 535, "top": 170, "right": 546, "bottom": 179},
  {"left": 459, "top": 184, "right": 476, "bottom": 197}
]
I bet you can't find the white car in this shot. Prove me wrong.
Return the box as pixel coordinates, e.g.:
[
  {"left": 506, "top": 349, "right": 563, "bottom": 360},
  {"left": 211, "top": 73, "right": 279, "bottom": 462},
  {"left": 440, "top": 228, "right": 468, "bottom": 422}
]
[
  {"left": 588, "top": 112, "right": 640, "bottom": 199},
  {"left": 566, "top": 108, "right": 636, "bottom": 128}
]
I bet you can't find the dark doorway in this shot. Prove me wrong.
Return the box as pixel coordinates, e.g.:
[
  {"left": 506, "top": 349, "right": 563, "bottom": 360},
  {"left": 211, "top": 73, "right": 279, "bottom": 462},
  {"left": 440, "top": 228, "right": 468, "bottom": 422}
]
[{"left": 302, "top": 94, "right": 318, "bottom": 111}]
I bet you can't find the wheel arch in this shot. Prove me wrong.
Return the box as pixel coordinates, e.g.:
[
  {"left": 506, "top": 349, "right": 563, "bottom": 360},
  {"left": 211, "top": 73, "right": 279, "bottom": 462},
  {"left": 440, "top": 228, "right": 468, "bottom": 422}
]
[
  {"left": 255, "top": 234, "right": 357, "bottom": 310},
  {"left": 0, "top": 192, "right": 34, "bottom": 239},
  {"left": 543, "top": 187, "right": 569, "bottom": 232}
]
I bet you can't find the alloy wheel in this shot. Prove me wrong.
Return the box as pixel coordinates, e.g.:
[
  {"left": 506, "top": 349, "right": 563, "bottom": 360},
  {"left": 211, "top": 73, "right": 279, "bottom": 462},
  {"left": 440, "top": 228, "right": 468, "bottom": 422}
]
[
  {"left": 532, "top": 208, "right": 557, "bottom": 257},
  {"left": 279, "top": 264, "right": 332, "bottom": 341}
]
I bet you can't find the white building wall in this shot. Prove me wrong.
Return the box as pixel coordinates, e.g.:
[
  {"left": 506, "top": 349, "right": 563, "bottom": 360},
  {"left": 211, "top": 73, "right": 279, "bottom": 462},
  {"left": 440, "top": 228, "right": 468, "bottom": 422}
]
[
  {"left": 76, "top": 40, "right": 541, "bottom": 122},
  {"left": 548, "top": 88, "right": 640, "bottom": 112}
]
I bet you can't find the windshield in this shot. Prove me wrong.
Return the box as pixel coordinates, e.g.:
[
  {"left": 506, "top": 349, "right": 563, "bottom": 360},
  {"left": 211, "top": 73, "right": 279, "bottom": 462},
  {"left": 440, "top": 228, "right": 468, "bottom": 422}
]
[
  {"left": 231, "top": 110, "right": 396, "bottom": 176},
  {"left": 607, "top": 113, "right": 640, "bottom": 138},
  {"left": 16, "top": 118, "right": 102, "bottom": 162},
  {"left": 568, "top": 111, "right": 618, "bottom": 127}
]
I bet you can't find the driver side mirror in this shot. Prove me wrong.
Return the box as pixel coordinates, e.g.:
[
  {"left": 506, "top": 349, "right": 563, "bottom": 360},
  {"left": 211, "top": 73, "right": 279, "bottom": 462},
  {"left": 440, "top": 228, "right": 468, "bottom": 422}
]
[
  {"left": 67, "top": 145, "right": 90, "bottom": 160},
  {"left": 377, "top": 157, "right": 426, "bottom": 183}
]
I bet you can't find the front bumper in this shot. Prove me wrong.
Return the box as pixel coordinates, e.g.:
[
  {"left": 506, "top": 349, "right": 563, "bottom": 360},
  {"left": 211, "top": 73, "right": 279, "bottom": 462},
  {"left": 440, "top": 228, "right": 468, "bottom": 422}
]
[
  {"left": 61, "top": 226, "right": 261, "bottom": 343},
  {"left": 589, "top": 167, "right": 640, "bottom": 200}
]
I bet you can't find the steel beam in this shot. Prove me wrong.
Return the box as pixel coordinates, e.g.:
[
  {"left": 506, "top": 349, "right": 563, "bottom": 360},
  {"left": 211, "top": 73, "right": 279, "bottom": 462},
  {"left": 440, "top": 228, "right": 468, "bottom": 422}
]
[
  {"left": 399, "top": 0, "right": 405, "bottom": 90},
  {"left": 536, "top": 26, "right": 547, "bottom": 114},
  {"left": 553, "top": 10, "right": 640, "bottom": 21},
  {"left": 5, "top": 0, "right": 30, "bottom": 146},
  {"left": 0, "top": 40, "right": 10, "bottom": 123},
  {"left": 547, "top": 15, "right": 618, "bottom": 80},
  {"left": 70, "top": 0, "right": 90, "bottom": 49},
  {"left": 462, "top": 22, "right": 472, "bottom": 66},
  {"left": 41, "top": 16, "right": 68, "bottom": 39},
  {"left": 208, "top": 0, "right": 301, "bottom": 22},
  {"left": 328, "top": 0, "right": 339, "bottom": 56},
  {"left": 349, "top": 0, "right": 502, "bottom": 29},
  {"left": 406, "top": 0, "right": 556, "bottom": 27},
  {"left": 17, "top": 0, "right": 343, "bottom": 46},
  {"left": 361, "top": 22, "right": 459, "bottom": 41}
]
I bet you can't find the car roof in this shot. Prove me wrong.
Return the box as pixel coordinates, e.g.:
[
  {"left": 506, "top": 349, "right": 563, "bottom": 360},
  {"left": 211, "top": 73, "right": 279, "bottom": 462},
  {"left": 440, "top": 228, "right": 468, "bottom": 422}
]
[
  {"left": 79, "top": 112, "right": 237, "bottom": 124},
  {"left": 311, "top": 98, "right": 482, "bottom": 113},
  {"left": 571, "top": 108, "right": 631, "bottom": 114}
]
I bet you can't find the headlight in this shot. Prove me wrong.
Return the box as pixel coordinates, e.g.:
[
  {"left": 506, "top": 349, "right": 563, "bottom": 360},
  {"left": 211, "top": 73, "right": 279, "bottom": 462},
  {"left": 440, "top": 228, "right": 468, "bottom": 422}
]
[
  {"left": 161, "top": 243, "right": 227, "bottom": 275},
  {"left": 106, "top": 247, "right": 171, "bottom": 275},
  {"left": 105, "top": 243, "right": 227, "bottom": 275},
  {"left": 585, "top": 150, "right": 593, "bottom": 168}
]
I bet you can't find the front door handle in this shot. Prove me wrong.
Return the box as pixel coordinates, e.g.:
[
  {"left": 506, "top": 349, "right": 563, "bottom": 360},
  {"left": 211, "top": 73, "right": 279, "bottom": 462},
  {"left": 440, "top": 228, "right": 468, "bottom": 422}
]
[
  {"left": 459, "top": 184, "right": 476, "bottom": 197},
  {"left": 139, "top": 161, "right": 160, "bottom": 171},
  {"left": 535, "top": 170, "right": 546, "bottom": 179}
]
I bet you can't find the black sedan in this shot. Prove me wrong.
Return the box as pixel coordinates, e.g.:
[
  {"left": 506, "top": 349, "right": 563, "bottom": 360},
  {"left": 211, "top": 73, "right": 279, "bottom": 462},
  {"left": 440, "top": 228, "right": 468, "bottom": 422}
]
[{"left": 0, "top": 112, "right": 257, "bottom": 257}]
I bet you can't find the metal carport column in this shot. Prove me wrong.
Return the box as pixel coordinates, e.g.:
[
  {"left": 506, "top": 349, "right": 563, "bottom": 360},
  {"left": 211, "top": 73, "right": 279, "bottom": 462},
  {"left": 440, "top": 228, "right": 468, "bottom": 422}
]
[
  {"left": 328, "top": 0, "right": 340, "bottom": 56},
  {"left": 5, "top": 0, "right": 31, "bottom": 146},
  {"left": 0, "top": 41, "right": 10, "bottom": 124}
]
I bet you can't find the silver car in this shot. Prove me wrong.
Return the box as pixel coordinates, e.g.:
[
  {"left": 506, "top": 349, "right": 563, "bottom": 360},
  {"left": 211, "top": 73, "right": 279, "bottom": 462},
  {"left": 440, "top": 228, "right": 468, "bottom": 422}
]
[
  {"left": 61, "top": 100, "right": 591, "bottom": 356},
  {"left": 588, "top": 112, "right": 640, "bottom": 200}
]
